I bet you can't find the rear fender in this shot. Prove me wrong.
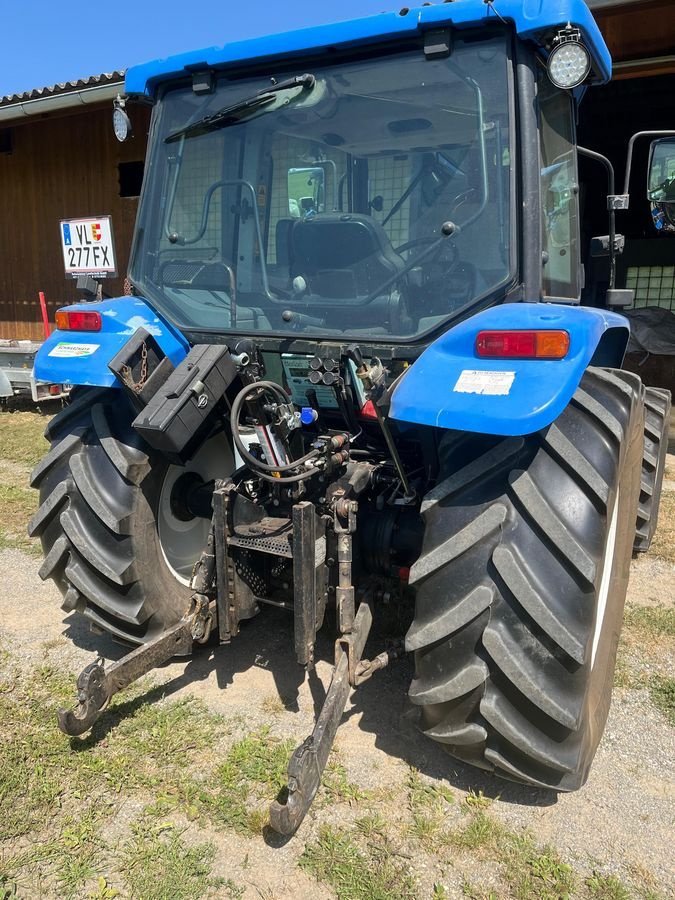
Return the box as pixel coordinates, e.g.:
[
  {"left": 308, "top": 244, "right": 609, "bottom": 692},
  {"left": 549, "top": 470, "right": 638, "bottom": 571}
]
[
  {"left": 389, "top": 304, "right": 630, "bottom": 436},
  {"left": 34, "top": 297, "right": 189, "bottom": 388}
]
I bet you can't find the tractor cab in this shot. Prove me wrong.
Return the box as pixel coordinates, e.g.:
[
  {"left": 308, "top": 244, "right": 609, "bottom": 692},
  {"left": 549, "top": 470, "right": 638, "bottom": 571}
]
[{"left": 123, "top": 2, "right": 609, "bottom": 355}]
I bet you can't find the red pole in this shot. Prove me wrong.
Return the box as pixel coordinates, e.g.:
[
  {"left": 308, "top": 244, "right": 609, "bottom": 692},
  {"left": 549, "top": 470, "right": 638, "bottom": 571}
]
[{"left": 38, "top": 291, "right": 51, "bottom": 339}]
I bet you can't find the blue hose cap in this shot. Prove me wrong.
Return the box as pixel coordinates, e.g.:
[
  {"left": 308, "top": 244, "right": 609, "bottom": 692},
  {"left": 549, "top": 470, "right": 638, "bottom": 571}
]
[{"left": 300, "top": 407, "right": 318, "bottom": 425}]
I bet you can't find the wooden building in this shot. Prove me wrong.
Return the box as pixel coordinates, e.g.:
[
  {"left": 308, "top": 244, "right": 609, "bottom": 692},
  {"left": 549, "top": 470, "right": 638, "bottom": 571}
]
[{"left": 0, "top": 74, "right": 150, "bottom": 340}]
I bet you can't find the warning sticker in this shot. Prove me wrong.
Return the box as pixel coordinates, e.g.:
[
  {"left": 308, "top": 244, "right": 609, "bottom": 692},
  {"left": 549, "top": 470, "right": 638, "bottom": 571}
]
[
  {"left": 48, "top": 342, "right": 100, "bottom": 358},
  {"left": 453, "top": 369, "right": 515, "bottom": 396}
]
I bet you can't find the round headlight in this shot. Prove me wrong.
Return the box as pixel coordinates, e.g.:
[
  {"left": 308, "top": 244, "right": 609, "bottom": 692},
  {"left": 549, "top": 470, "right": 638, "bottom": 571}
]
[{"left": 547, "top": 40, "right": 591, "bottom": 90}]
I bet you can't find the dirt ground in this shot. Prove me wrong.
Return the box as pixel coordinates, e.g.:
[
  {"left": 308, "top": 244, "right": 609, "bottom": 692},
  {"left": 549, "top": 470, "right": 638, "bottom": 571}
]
[{"left": 0, "top": 403, "right": 673, "bottom": 900}]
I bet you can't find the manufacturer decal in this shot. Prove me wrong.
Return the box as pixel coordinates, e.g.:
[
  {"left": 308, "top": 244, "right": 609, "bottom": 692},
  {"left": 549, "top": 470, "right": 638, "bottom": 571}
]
[
  {"left": 48, "top": 342, "right": 100, "bottom": 358},
  {"left": 453, "top": 369, "right": 515, "bottom": 396}
]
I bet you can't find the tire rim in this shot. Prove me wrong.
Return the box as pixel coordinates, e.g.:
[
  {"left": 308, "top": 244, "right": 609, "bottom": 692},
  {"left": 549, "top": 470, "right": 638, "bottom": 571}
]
[
  {"left": 592, "top": 487, "right": 620, "bottom": 669},
  {"left": 157, "top": 434, "right": 234, "bottom": 585}
]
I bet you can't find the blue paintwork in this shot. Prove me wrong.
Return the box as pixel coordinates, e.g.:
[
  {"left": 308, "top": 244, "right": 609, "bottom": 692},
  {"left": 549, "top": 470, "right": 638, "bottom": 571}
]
[
  {"left": 34, "top": 297, "right": 189, "bottom": 388},
  {"left": 125, "top": 0, "right": 610, "bottom": 99},
  {"left": 389, "top": 304, "right": 629, "bottom": 436}
]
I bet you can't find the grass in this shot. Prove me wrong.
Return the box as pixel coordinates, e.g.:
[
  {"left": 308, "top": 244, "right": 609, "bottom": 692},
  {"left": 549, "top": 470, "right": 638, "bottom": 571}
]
[
  {"left": 0, "top": 406, "right": 51, "bottom": 554},
  {"left": 0, "top": 663, "right": 254, "bottom": 894},
  {"left": 0, "top": 408, "right": 50, "bottom": 468},
  {"left": 650, "top": 490, "right": 675, "bottom": 563},
  {"left": 119, "top": 821, "right": 222, "bottom": 900},
  {"left": 623, "top": 605, "right": 675, "bottom": 639},
  {"left": 145, "top": 726, "right": 294, "bottom": 836},
  {"left": 0, "top": 483, "right": 40, "bottom": 556},
  {"left": 647, "top": 675, "right": 675, "bottom": 725},
  {"left": 299, "top": 825, "right": 419, "bottom": 900},
  {"left": 617, "top": 605, "right": 675, "bottom": 723},
  {"left": 321, "top": 757, "right": 366, "bottom": 805},
  {"left": 405, "top": 767, "right": 455, "bottom": 844}
]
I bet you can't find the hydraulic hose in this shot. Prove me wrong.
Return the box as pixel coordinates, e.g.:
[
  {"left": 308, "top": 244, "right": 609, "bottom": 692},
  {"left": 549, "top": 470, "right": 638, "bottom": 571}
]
[{"left": 230, "top": 381, "right": 321, "bottom": 474}]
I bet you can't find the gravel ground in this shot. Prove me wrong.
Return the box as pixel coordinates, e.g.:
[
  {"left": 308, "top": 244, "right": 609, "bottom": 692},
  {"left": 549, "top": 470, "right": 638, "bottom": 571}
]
[{"left": 1, "top": 508, "right": 674, "bottom": 898}]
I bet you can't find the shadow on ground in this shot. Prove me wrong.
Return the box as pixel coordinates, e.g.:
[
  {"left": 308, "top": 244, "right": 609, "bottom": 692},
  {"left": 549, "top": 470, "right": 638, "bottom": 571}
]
[{"left": 61, "top": 602, "right": 557, "bottom": 810}]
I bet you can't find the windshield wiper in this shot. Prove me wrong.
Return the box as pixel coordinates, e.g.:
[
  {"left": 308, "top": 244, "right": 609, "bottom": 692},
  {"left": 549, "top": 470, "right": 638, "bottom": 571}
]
[{"left": 165, "top": 73, "right": 316, "bottom": 143}]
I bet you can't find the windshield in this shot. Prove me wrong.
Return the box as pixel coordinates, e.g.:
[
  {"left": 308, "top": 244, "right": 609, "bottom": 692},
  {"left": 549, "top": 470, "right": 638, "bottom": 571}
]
[{"left": 130, "top": 33, "right": 514, "bottom": 342}]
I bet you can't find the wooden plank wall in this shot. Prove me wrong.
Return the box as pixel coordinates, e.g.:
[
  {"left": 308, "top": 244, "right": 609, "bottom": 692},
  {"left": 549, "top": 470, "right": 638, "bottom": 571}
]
[
  {"left": 593, "top": 0, "right": 675, "bottom": 78},
  {"left": 0, "top": 102, "right": 151, "bottom": 340}
]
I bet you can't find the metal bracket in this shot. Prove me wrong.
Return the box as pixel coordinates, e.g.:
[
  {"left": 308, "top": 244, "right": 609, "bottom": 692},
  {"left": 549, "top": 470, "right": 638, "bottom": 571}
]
[
  {"left": 57, "top": 599, "right": 211, "bottom": 737},
  {"left": 608, "top": 195, "right": 630, "bottom": 210}
]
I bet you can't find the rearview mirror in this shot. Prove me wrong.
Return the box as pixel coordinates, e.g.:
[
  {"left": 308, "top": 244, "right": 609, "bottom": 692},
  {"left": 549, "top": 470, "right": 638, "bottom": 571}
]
[{"left": 647, "top": 138, "right": 675, "bottom": 232}]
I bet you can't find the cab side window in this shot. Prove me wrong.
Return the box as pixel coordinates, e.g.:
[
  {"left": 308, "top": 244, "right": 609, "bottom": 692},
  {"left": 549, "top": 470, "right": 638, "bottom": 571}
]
[{"left": 539, "top": 76, "right": 580, "bottom": 300}]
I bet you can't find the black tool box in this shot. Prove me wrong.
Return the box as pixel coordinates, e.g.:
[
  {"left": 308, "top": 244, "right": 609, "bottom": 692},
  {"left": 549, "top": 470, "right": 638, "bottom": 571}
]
[{"left": 133, "top": 344, "right": 238, "bottom": 463}]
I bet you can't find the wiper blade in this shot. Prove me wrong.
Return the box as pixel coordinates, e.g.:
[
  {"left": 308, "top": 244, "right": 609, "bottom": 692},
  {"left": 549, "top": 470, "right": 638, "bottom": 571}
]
[{"left": 165, "top": 73, "right": 316, "bottom": 143}]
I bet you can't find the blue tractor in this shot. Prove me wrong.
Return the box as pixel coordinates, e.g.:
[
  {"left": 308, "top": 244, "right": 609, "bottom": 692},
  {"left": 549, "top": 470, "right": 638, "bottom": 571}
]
[{"left": 30, "top": 0, "right": 672, "bottom": 833}]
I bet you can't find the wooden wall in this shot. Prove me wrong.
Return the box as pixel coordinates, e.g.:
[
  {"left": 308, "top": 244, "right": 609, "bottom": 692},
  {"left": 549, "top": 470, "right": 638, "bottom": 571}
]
[
  {"left": 0, "top": 103, "right": 151, "bottom": 340},
  {"left": 593, "top": 0, "right": 675, "bottom": 78}
]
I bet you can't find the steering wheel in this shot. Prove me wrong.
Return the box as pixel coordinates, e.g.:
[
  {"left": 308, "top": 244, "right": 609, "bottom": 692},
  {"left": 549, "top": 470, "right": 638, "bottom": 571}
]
[{"left": 395, "top": 234, "right": 460, "bottom": 271}]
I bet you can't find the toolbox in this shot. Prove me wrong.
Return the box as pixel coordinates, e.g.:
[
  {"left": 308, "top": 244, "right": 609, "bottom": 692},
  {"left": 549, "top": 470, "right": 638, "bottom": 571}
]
[{"left": 132, "top": 344, "right": 237, "bottom": 463}]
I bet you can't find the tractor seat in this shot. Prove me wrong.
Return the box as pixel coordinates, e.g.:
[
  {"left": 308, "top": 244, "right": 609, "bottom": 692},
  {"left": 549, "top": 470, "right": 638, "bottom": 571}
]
[{"left": 290, "top": 213, "right": 405, "bottom": 299}]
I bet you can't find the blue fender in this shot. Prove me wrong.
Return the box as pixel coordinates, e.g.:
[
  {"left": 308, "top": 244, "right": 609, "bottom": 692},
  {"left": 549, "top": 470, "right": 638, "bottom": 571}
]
[
  {"left": 389, "top": 304, "right": 629, "bottom": 436},
  {"left": 34, "top": 297, "right": 189, "bottom": 388}
]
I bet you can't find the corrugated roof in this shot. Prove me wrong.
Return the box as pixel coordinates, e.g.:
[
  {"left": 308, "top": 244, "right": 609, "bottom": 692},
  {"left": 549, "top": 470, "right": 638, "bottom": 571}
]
[{"left": 0, "top": 71, "right": 125, "bottom": 109}]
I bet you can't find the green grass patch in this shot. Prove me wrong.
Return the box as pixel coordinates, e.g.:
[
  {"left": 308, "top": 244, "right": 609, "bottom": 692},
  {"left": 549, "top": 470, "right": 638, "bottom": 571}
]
[
  {"left": 146, "top": 726, "right": 295, "bottom": 835},
  {"left": 321, "top": 757, "right": 366, "bottom": 805},
  {"left": 461, "top": 788, "right": 493, "bottom": 813},
  {"left": 300, "top": 824, "right": 419, "bottom": 900},
  {"left": 120, "top": 821, "right": 222, "bottom": 900},
  {"left": 205, "top": 727, "right": 293, "bottom": 833},
  {"left": 0, "top": 483, "right": 40, "bottom": 556},
  {"left": 0, "top": 664, "right": 228, "bottom": 892},
  {"left": 617, "top": 606, "right": 675, "bottom": 724},
  {"left": 0, "top": 410, "right": 50, "bottom": 468},
  {"left": 450, "top": 814, "right": 578, "bottom": 898},
  {"left": 586, "top": 872, "right": 633, "bottom": 900},
  {"left": 623, "top": 605, "right": 675, "bottom": 639},
  {"left": 648, "top": 675, "right": 675, "bottom": 725},
  {"left": 405, "top": 767, "right": 455, "bottom": 844},
  {"left": 650, "top": 490, "right": 675, "bottom": 563}
]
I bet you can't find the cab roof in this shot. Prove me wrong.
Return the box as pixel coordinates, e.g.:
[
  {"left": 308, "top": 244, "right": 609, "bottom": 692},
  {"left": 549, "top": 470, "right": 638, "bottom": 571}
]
[{"left": 125, "top": 0, "right": 611, "bottom": 98}]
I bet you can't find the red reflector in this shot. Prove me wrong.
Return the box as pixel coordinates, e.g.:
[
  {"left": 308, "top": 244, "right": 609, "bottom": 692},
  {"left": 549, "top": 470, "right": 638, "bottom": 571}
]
[
  {"left": 476, "top": 330, "right": 569, "bottom": 359},
  {"left": 49, "top": 384, "right": 62, "bottom": 395},
  {"left": 55, "top": 309, "right": 102, "bottom": 332},
  {"left": 359, "top": 400, "right": 378, "bottom": 420}
]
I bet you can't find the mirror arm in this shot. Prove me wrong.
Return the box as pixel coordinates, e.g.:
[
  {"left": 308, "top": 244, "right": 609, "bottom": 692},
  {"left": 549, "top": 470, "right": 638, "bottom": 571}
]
[
  {"left": 619, "top": 130, "right": 675, "bottom": 203},
  {"left": 578, "top": 146, "right": 617, "bottom": 289}
]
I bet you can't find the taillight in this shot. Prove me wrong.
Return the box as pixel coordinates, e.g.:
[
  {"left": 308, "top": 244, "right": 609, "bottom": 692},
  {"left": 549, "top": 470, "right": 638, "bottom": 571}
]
[
  {"left": 55, "top": 310, "right": 102, "bottom": 332},
  {"left": 476, "top": 330, "right": 569, "bottom": 359}
]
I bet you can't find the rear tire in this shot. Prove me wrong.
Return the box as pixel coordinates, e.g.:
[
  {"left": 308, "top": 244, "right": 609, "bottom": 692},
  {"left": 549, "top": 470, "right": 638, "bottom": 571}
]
[
  {"left": 634, "top": 386, "right": 671, "bottom": 553},
  {"left": 29, "top": 388, "right": 230, "bottom": 645},
  {"left": 407, "top": 368, "right": 644, "bottom": 790}
]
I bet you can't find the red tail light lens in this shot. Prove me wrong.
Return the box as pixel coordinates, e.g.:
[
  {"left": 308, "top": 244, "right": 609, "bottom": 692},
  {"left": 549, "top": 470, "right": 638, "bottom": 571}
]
[
  {"left": 359, "top": 400, "right": 379, "bottom": 420},
  {"left": 476, "top": 330, "right": 569, "bottom": 359},
  {"left": 55, "top": 310, "right": 102, "bottom": 332}
]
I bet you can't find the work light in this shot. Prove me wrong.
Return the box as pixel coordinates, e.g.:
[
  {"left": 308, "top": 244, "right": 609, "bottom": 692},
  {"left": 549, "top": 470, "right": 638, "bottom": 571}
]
[
  {"left": 112, "top": 95, "right": 132, "bottom": 142},
  {"left": 547, "top": 28, "right": 591, "bottom": 90}
]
